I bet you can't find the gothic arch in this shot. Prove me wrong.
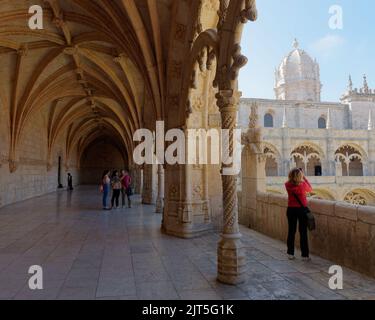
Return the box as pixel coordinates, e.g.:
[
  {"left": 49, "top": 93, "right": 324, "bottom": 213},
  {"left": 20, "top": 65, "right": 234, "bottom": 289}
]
[
  {"left": 335, "top": 143, "right": 366, "bottom": 176},
  {"left": 290, "top": 142, "right": 324, "bottom": 176},
  {"left": 0, "top": 0, "right": 166, "bottom": 173},
  {"left": 263, "top": 142, "right": 281, "bottom": 176},
  {"left": 291, "top": 142, "right": 325, "bottom": 159}
]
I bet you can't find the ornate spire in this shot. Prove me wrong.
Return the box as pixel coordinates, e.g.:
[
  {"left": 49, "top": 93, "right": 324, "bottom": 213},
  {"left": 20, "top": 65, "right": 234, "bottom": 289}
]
[
  {"left": 368, "top": 110, "right": 373, "bottom": 131},
  {"left": 293, "top": 38, "right": 299, "bottom": 49},
  {"left": 326, "top": 108, "right": 331, "bottom": 129},
  {"left": 348, "top": 75, "right": 353, "bottom": 91},
  {"left": 282, "top": 106, "right": 288, "bottom": 128},
  {"left": 249, "top": 102, "right": 259, "bottom": 129},
  {"left": 363, "top": 74, "right": 369, "bottom": 94}
]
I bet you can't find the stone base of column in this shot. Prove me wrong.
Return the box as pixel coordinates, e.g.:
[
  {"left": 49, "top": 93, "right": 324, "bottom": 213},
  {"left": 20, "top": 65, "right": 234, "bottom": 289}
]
[
  {"left": 162, "top": 200, "right": 213, "bottom": 238},
  {"left": 155, "top": 197, "right": 164, "bottom": 213},
  {"left": 217, "top": 234, "right": 247, "bottom": 285},
  {"left": 163, "top": 222, "right": 213, "bottom": 239}
]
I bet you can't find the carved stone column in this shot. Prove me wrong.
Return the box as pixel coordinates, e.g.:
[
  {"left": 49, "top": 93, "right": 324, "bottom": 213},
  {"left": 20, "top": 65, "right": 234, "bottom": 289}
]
[
  {"left": 155, "top": 164, "right": 165, "bottom": 213},
  {"left": 216, "top": 90, "right": 246, "bottom": 285},
  {"left": 240, "top": 103, "right": 266, "bottom": 227},
  {"left": 335, "top": 161, "right": 343, "bottom": 177},
  {"left": 163, "top": 123, "right": 213, "bottom": 238},
  {"left": 132, "top": 165, "right": 142, "bottom": 194},
  {"left": 142, "top": 163, "right": 157, "bottom": 204}
]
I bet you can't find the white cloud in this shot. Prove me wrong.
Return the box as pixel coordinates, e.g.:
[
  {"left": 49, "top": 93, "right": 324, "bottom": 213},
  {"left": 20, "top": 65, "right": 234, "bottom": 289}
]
[{"left": 310, "top": 34, "right": 345, "bottom": 57}]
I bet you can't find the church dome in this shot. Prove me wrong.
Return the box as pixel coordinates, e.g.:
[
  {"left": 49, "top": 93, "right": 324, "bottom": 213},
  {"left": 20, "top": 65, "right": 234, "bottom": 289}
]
[{"left": 275, "top": 39, "right": 322, "bottom": 102}]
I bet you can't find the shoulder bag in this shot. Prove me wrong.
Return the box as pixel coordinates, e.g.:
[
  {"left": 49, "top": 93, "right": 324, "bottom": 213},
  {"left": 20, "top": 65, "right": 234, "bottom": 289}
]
[{"left": 292, "top": 192, "right": 316, "bottom": 231}]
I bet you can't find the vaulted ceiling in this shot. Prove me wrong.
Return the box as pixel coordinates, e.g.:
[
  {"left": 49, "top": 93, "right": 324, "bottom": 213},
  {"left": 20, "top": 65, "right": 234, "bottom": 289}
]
[
  {"left": 0, "top": 0, "right": 176, "bottom": 168},
  {"left": 0, "top": 0, "right": 258, "bottom": 172}
]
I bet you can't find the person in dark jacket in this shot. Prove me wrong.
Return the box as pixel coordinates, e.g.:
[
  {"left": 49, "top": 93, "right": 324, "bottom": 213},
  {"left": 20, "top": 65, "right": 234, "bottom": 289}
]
[
  {"left": 285, "top": 168, "right": 313, "bottom": 261},
  {"left": 67, "top": 173, "right": 73, "bottom": 191},
  {"left": 111, "top": 170, "right": 122, "bottom": 209}
]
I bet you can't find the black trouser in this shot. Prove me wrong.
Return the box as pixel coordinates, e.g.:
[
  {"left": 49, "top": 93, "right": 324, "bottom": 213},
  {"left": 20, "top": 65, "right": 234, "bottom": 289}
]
[
  {"left": 111, "top": 189, "right": 121, "bottom": 208},
  {"left": 287, "top": 207, "right": 309, "bottom": 257},
  {"left": 121, "top": 188, "right": 131, "bottom": 207}
]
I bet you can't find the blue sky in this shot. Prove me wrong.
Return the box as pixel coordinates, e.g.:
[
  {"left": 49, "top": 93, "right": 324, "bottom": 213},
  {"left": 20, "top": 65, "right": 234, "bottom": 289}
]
[{"left": 239, "top": 0, "right": 375, "bottom": 102}]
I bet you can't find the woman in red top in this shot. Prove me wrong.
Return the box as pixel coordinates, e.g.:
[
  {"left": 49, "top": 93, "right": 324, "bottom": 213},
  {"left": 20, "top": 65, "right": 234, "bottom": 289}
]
[{"left": 285, "top": 168, "right": 313, "bottom": 261}]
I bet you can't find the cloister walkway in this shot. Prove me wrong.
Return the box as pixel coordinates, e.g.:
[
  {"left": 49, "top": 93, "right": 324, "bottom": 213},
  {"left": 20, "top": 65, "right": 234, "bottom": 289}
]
[{"left": 0, "top": 186, "right": 374, "bottom": 300}]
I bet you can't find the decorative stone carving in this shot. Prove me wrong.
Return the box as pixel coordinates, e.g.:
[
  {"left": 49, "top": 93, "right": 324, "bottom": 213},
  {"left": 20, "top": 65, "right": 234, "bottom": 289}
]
[
  {"left": 217, "top": 0, "right": 230, "bottom": 32},
  {"left": 170, "top": 60, "right": 183, "bottom": 78},
  {"left": 216, "top": 89, "right": 246, "bottom": 284},
  {"left": 344, "top": 191, "right": 367, "bottom": 206},
  {"left": 169, "top": 185, "right": 178, "bottom": 199},
  {"left": 214, "top": 0, "right": 259, "bottom": 285},
  {"left": 192, "top": 96, "right": 204, "bottom": 112},
  {"left": 193, "top": 185, "right": 203, "bottom": 198},
  {"left": 242, "top": 102, "right": 263, "bottom": 154},
  {"left": 17, "top": 44, "right": 28, "bottom": 57},
  {"left": 63, "top": 46, "right": 78, "bottom": 56},
  {"left": 174, "top": 23, "right": 187, "bottom": 42}
]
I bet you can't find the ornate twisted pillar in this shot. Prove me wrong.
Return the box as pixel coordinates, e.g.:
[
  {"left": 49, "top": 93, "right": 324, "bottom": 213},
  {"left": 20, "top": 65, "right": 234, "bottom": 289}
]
[
  {"left": 155, "top": 164, "right": 165, "bottom": 213},
  {"left": 216, "top": 90, "right": 246, "bottom": 285}
]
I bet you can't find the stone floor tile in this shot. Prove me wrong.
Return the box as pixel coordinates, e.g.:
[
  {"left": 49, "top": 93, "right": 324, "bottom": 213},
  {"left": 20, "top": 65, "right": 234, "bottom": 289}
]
[
  {"left": 136, "top": 281, "right": 179, "bottom": 300},
  {"left": 57, "top": 286, "right": 97, "bottom": 300},
  {"left": 0, "top": 186, "right": 373, "bottom": 300},
  {"left": 96, "top": 277, "right": 136, "bottom": 298},
  {"left": 178, "top": 289, "right": 221, "bottom": 300},
  {"left": 261, "top": 280, "right": 316, "bottom": 300},
  {"left": 242, "top": 284, "right": 276, "bottom": 300},
  {"left": 281, "top": 272, "right": 346, "bottom": 300}
]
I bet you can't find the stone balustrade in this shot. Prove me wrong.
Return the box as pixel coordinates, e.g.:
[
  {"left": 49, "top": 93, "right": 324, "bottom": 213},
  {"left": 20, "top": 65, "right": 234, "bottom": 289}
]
[
  {"left": 239, "top": 192, "right": 375, "bottom": 278},
  {"left": 266, "top": 175, "right": 375, "bottom": 185}
]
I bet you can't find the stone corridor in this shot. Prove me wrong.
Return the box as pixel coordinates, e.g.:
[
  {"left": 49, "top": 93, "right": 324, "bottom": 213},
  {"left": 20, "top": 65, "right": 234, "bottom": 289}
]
[{"left": 0, "top": 186, "right": 374, "bottom": 300}]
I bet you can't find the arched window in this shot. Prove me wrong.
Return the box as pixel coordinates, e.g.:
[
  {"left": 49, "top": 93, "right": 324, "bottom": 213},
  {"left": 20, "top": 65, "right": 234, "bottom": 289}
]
[
  {"left": 264, "top": 113, "right": 274, "bottom": 128},
  {"left": 264, "top": 146, "right": 279, "bottom": 177},
  {"left": 318, "top": 117, "right": 326, "bottom": 129}
]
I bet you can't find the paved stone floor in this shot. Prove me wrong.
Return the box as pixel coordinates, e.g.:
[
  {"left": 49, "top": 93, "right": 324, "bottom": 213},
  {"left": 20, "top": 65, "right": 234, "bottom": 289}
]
[{"left": 0, "top": 186, "right": 374, "bottom": 300}]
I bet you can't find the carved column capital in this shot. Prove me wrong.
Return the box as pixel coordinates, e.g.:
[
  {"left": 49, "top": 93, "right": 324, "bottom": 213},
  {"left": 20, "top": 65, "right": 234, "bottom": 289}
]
[{"left": 216, "top": 89, "right": 242, "bottom": 110}]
